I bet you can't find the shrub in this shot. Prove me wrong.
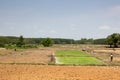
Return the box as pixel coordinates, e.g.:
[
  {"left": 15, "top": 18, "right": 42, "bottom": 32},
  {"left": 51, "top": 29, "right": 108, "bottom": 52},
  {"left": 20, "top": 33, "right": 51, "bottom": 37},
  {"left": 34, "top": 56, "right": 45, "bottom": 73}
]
[
  {"left": 22, "top": 44, "right": 38, "bottom": 48},
  {"left": 0, "top": 43, "right": 4, "bottom": 48},
  {"left": 41, "top": 38, "right": 53, "bottom": 47}
]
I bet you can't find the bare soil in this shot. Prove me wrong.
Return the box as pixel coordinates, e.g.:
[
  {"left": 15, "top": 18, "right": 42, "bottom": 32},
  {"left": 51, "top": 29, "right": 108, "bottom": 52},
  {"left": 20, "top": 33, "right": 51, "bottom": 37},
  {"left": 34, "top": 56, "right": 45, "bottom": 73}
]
[
  {"left": 0, "top": 45, "right": 120, "bottom": 65},
  {"left": 0, "top": 45, "right": 120, "bottom": 80},
  {"left": 91, "top": 48, "right": 120, "bottom": 65},
  {"left": 0, "top": 48, "right": 54, "bottom": 64},
  {"left": 0, "top": 65, "right": 120, "bottom": 80}
]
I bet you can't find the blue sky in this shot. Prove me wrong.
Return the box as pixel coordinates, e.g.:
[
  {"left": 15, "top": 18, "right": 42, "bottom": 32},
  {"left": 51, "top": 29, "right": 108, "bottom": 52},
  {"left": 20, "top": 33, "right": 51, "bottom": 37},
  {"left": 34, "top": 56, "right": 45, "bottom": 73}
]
[{"left": 0, "top": 0, "right": 120, "bottom": 39}]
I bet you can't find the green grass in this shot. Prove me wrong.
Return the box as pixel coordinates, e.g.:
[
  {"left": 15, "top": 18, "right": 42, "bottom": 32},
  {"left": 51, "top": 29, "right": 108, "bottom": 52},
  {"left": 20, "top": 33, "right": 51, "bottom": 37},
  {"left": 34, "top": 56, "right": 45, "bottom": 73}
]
[
  {"left": 56, "top": 50, "right": 91, "bottom": 57},
  {"left": 56, "top": 50, "right": 105, "bottom": 65},
  {"left": 57, "top": 57, "right": 105, "bottom": 65}
]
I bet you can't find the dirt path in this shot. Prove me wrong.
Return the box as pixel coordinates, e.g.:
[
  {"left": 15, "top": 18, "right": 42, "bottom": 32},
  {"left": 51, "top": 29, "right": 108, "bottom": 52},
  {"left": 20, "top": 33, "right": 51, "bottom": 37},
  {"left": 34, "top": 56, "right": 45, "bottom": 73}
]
[{"left": 0, "top": 65, "right": 120, "bottom": 80}]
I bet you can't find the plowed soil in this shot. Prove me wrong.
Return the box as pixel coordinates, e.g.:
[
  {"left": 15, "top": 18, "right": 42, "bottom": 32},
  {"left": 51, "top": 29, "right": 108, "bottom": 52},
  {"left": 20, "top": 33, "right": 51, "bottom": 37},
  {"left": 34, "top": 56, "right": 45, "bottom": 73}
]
[{"left": 0, "top": 65, "right": 120, "bottom": 80}]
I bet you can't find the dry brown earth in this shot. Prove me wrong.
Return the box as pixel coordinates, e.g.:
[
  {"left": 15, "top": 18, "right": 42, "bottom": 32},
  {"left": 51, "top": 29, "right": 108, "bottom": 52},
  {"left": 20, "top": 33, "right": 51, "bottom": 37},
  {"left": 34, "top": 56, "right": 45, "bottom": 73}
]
[
  {"left": 0, "top": 65, "right": 120, "bottom": 80},
  {"left": 92, "top": 48, "right": 120, "bottom": 65},
  {"left": 0, "top": 48, "right": 54, "bottom": 64},
  {"left": 0, "top": 46, "right": 120, "bottom": 80}
]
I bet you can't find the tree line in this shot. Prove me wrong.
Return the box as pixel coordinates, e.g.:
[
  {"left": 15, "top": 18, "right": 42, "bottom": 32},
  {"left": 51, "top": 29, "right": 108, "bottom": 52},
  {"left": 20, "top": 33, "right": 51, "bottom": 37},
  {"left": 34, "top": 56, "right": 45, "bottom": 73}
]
[
  {"left": 0, "top": 33, "right": 120, "bottom": 48},
  {"left": 0, "top": 36, "right": 105, "bottom": 45}
]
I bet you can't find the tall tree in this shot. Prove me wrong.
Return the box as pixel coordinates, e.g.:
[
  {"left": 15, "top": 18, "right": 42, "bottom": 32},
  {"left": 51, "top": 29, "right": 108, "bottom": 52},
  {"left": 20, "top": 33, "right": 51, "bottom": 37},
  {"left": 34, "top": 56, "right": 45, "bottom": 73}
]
[
  {"left": 106, "top": 33, "right": 120, "bottom": 48},
  {"left": 17, "top": 35, "right": 25, "bottom": 47}
]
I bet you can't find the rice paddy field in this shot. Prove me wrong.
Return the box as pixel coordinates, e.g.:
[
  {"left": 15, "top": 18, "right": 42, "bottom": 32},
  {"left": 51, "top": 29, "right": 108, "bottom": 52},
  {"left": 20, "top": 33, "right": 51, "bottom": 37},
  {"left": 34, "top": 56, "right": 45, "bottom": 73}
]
[{"left": 55, "top": 50, "right": 105, "bottom": 65}]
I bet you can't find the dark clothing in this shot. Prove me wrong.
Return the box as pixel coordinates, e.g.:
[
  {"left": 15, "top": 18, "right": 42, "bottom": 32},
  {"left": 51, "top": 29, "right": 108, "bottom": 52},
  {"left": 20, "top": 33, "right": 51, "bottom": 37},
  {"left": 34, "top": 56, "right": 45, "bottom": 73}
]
[{"left": 110, "top": 54, "right": 113, "bottom": 62}]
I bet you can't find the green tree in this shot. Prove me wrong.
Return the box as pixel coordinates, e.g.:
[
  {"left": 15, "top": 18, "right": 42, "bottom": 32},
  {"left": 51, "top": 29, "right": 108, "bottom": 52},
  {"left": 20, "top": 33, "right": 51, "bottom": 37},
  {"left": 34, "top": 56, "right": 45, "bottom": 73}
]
[
  {"left": 0, "top": 43, "right": 4, "bottom": 47},
  {"left": 41, "top": 38, "right": 53, "bottom": 47},
  {"left": 106, "top": 33, "right": 120, "bottom": 48},
  {"left": 106, "top": 35, "right": 113, "bottom": 48},
  {"left": 16, "top": 35, "right": 25, "bottom": 47},
  {"left": 94, "top": 38, "right": 106, "bottom": 44}
]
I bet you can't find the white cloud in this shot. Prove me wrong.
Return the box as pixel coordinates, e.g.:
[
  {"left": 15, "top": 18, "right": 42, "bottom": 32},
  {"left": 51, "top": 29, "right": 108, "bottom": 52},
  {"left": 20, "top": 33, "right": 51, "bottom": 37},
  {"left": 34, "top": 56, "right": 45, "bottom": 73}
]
[
  {"left": 98, "top": 25, "right": 120, "bottom": 36},
  {"left": 99, "top": 25, "right": 111, "bottom": 30},
  {"left": 111, "top": 6, "right": 120, "bottom": 11},
  {"left": 49, "top": 30, "right": 57, "bottom": 34},
  {"left": 106, "top": 5, "right": 120, "bottom": 17},
  {"left": 69, "top": 24, "right": 79, "bottom": 31}
]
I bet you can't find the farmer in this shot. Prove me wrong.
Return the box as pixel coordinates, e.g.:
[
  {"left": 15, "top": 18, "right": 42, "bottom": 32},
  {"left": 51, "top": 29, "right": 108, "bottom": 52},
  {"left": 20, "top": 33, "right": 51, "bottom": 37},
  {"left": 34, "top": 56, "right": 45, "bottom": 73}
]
[
  {"left": 14, "top": 48, "right": 16, "bottom": 51},
  {"left": 110, "top": 53, "right": 113, "bottom": 62},
  {"left": 51, "top": 53, "right": 55, "bottom": 62}
]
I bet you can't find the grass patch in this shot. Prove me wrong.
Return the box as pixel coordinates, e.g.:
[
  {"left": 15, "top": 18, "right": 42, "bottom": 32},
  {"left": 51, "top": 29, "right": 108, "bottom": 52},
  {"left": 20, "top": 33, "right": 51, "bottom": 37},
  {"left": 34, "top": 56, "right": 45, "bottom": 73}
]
[
  {"left": 57, "top": 57, "right": 105, "bottom": 65},
  {"left": 56, "top": 50, "right": 105, "bottom": 65},
  {"left": 56, "top": 50, "right": 91, "bottom": 57}
]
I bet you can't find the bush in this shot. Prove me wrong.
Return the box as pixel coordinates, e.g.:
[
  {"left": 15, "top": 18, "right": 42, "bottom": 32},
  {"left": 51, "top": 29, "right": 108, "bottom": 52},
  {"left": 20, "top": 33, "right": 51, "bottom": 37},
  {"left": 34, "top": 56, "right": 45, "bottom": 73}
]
[
  {"left": 22, "top": 44, "right": 38, "bottom": 48},
  {"left": 0, "top": 43, "right": 4, "bottom": 48},
  {"left": 5, "top": 44, "right": 16, "bottom": 49},
  {"left": 41, "top": 38, "right": 53, "bottom": 47}
]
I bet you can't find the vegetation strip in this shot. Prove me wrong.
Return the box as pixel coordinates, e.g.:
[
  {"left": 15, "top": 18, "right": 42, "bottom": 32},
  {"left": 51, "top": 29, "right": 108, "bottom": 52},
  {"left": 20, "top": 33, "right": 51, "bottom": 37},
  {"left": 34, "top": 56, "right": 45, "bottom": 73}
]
[{"left": 56, "top": 50, "right": 105, "bottom": 65}]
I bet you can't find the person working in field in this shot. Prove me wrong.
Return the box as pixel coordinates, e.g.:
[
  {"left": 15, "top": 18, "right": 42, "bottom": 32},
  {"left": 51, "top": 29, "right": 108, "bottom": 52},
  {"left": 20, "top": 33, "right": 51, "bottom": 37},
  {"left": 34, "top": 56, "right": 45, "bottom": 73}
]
[{"left": 110, "top": 53, "right": 113, "bottom": 62}]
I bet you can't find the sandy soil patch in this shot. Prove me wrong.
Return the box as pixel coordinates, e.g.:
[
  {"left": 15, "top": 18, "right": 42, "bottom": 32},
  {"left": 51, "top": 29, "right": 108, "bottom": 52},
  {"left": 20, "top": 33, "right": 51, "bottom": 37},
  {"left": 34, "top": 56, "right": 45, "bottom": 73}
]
[
  {"left": 0, "top": 65, "right": 120, "bottom": 80},
  {"left": 0, "top": 48, "right": 54, "bottom": 64}
]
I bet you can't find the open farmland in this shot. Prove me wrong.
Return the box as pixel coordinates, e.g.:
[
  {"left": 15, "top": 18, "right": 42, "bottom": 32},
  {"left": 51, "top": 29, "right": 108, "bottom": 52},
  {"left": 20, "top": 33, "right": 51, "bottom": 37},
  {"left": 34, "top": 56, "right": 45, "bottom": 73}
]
[
  {"left": 0, "top": 48, "right": 54, "bottom": 64},
  {"left": 91, "top": 47, "right": 120, "bottom": 66},
  {"left": 0, "top": 45, "right": 120, "bottom": 80},
  {"left": 55, "top": 50, "right": 105, "bottom": 65},
  {"left": 0, "top": 44, "right": 120, "bottom": 65},
  {"left": 0, "top": 65, "right": 120, "bottom": 80}
]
